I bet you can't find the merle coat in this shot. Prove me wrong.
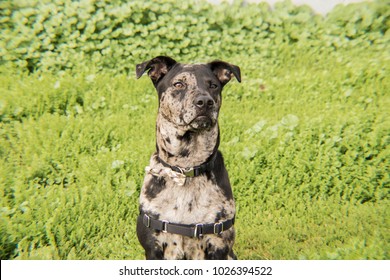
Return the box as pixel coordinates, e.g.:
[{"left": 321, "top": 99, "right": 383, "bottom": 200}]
[{"left": 135, "top": 56, "right": 241, "bottom": 260}]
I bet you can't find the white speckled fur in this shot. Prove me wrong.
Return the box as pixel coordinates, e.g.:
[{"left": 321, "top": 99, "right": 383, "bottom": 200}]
[{"left": 141, "top": 155, "right": 235, "bottom": 225}]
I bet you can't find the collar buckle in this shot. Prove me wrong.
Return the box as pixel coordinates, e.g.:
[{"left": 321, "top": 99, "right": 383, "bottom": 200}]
[
  {"left": 143, "top": 213, "right": 151, "bottom": 228},
  {"left": 194, "top": 224, "right": 203, "bottom": 238},
  {"left": 161, "top": 220, "right": 169, "bottom": 233},
  {"left": 214, "top": 222, "right": 223, "bottom": 235},
  {"left": 178, "top": 167, "right": 195, "bottom": 177}
]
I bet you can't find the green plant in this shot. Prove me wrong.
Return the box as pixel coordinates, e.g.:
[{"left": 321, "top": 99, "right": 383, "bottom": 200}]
[
  {"left": 1, "top": 0, "right": 388, "bottom": 73},
  {"left": 0, "top": 0, "right": 389, "bottom": 260}
]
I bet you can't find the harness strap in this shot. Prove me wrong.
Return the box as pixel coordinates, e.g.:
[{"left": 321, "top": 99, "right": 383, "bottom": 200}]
[{"left": 140, "top": 212, "right": 235, "bottom": 238}]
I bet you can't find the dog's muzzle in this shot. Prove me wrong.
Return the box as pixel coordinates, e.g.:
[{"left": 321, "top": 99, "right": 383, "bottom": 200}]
[{"left": 190, "top": 115, "right": 214, "bottom": 130}]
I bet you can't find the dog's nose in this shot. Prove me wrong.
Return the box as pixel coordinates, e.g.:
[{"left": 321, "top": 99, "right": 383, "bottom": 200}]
[{"left": 194, "top": 95, "right": 215, "bottom": 109}]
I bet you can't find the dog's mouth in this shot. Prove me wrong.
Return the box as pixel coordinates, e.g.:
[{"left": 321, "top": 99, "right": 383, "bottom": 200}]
[{"left": 189, "top": 115, "right": 214, "bottom": 130}]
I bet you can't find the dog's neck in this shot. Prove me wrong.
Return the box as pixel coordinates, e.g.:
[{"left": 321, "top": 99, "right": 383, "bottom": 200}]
[{"left": 155, "top": 114, "right": 219, "bottom": 168}]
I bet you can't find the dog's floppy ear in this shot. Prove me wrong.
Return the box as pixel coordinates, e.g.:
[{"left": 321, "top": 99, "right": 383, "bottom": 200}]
[
  {"left": 208, "top": 60, "right": 241, "bottom": 87},
  {"left": 136, "top": 56, "right": 177, "bottom": 86}
]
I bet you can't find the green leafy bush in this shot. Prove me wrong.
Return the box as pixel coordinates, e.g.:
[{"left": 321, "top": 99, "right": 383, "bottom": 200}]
[{"left": 1, "top": 0, "right": 389, "bottom": 73}]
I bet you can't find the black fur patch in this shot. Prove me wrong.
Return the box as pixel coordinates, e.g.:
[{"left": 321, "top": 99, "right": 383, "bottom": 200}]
[
  {"left": 144, "top": 176, "right": 166, "bottom": 201},
  {"left": 215, "top": 207, "right": 228, "bottom": 221},
  {"left": 188, "top": 201, "right": 193, "bottom": 212},
  {"left": 207, "top": 151, "right": 234, "bottom": 200},
  {"left": 177, "top": 131, "right": 192, "bottom": 142},
  {"left": 206, "top": 245, "right": 229, "bottom": 260},
  {"left": 179, "top": 148, "right": 190, "bottom": 157}
]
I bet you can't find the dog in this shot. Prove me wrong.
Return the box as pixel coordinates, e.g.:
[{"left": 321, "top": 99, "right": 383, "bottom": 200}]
[{"left": 135, "top": 56, "right": 241, "bottom": 260}]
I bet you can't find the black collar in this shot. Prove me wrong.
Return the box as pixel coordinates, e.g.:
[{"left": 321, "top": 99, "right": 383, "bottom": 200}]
[{"left": 156, "top": 151, "right": 218, "bottom": 177}]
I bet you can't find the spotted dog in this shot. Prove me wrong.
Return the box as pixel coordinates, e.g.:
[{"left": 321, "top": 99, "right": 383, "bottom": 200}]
[{"left": 135, "top": 56, "right": 241, "bottom": 260}]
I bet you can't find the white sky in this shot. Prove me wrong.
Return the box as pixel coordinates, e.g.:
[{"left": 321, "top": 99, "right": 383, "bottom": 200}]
[{"left": 209, "top": 0, "right": 371, "bottom": 14}]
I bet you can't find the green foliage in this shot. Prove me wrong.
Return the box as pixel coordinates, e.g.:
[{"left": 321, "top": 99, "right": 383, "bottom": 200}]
[
  {"left": 0, "top": 71, "right": 155, "bottom": 259},
  {"left": 0, "top": 0, "right": 389, "bottom": 260},
  {"left": 1, "top": 0, "right": 389, "bottom": 73}
]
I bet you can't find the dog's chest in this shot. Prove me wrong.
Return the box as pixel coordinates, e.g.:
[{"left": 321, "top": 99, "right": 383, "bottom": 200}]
[{"left": 140, "top": 174, "right": 234, "bottom": 225}]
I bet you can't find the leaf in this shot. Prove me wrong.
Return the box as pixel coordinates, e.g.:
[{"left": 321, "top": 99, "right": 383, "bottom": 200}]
[{"left": 281, "top": 114, "right": 299, "bottom": 131}]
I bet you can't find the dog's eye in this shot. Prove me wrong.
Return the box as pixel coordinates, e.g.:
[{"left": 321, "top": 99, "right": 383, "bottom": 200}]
[
  {"left": 173, "top": 82, "right": 185, "bottom": 89},
  {"left": 209, "top": 83, "right": 218, "bottom": 89}
]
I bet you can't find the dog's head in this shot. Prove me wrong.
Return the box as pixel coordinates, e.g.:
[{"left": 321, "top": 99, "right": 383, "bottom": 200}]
[{"left": 136, "top": 56, "right": 241, "bottom": 131}]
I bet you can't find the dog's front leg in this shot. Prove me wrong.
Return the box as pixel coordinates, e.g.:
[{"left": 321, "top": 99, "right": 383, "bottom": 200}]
[
  {"left": 136, "top": 215, "right": 164, "bottom": 260},
  {"left": 203, "top": 230, "right": 236, "bottom": 260}
]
